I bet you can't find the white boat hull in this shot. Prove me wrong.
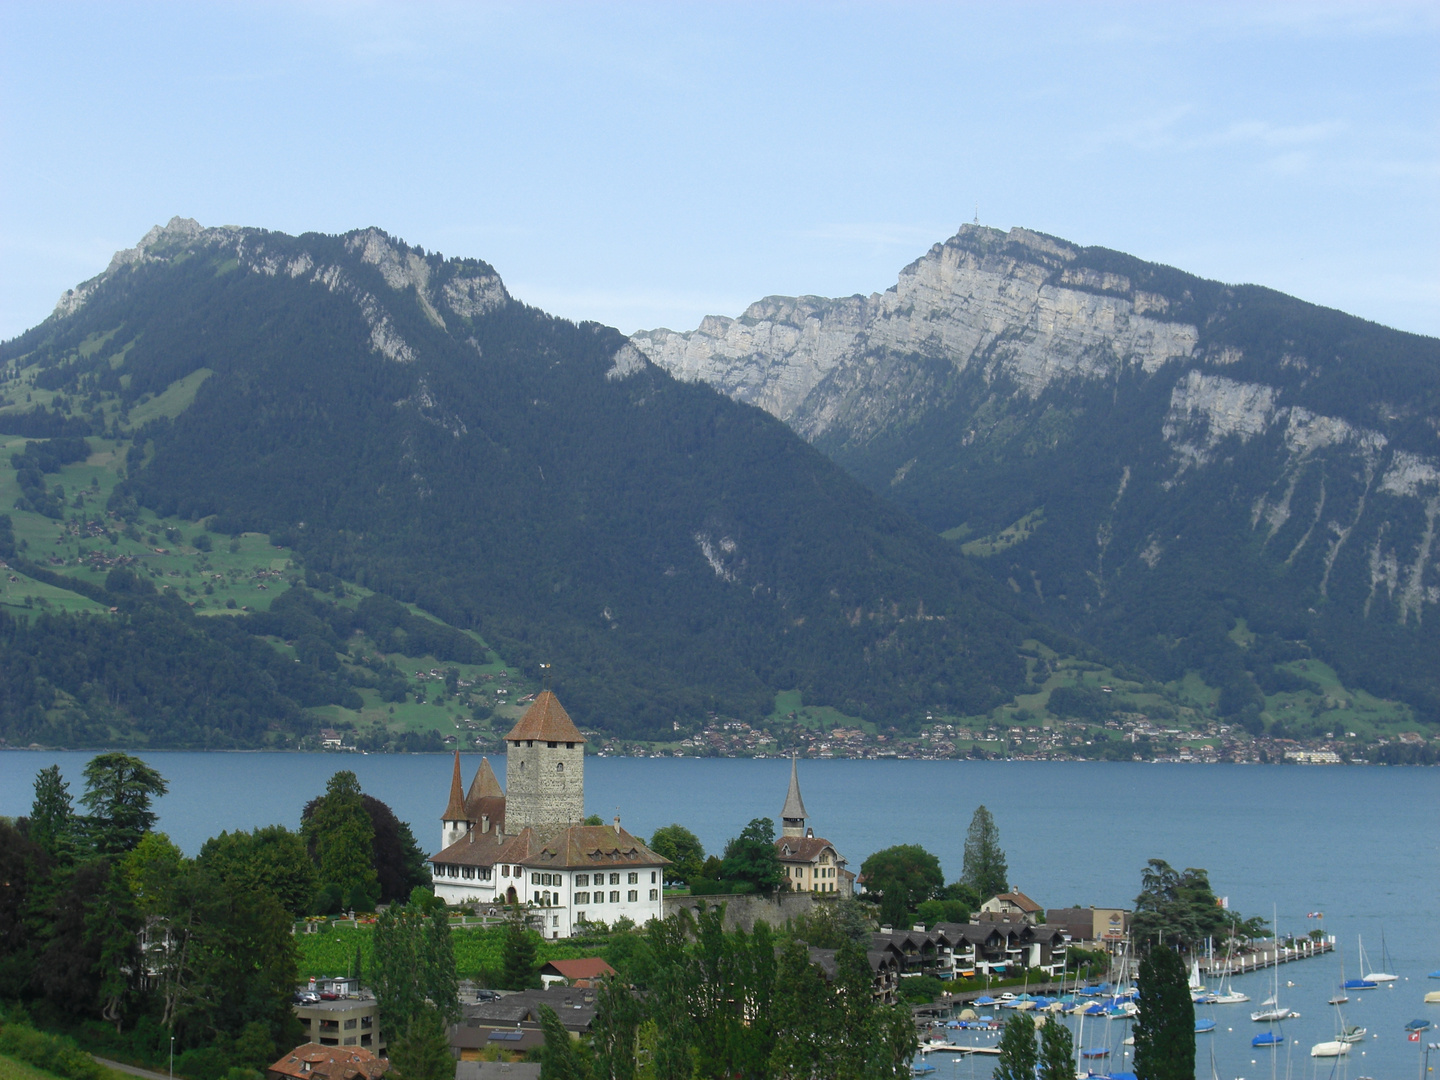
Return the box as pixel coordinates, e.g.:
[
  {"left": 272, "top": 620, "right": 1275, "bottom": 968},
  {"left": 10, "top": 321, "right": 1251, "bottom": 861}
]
[
  {"left": 1251, "top": 1008, "right": 1292, "bottom": 1022},
  {"left": 1311, "top": 1042, "right": 1350, "bottom": 1058},
  {"left": 1361, "top": 972, "right": 1397, "bottom": 983}
]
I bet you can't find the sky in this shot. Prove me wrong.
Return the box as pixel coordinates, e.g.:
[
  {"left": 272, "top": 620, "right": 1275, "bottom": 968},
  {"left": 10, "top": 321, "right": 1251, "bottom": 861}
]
[{"left": 1, "top": 2, "right": 1437, "bottom": 342}]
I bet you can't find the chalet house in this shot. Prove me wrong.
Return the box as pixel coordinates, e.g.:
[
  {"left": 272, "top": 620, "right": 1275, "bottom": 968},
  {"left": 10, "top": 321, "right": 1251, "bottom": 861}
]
[
  {"left": 539, "top": 957, "right": 616, "bottom": 988},
  {"left": 977, "top": 890, "right": 1043, "bottom": 925},
  {"left": 773, "top": 758, "right": 854, "bottom": 895},
  {"left": 869, "top": 921, "right": 1069, "bottom": 981},
  {"left": 802, "top": 943, "right": 902, "bottom": 1006},
  {"left": 267, "top": 1045, "right": 386, "bottom": 1080},
  {"left": 320, "top": 729, "right": 344, "bottom": 750},
  {"left": 450, "top": 987, "right": 601, "bottom": 1061}
]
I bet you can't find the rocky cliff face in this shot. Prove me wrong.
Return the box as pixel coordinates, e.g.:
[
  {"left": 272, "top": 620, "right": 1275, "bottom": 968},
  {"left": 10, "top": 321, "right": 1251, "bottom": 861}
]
[{"left": 633, "top": 225, "right": 1440, "bottom": 719}]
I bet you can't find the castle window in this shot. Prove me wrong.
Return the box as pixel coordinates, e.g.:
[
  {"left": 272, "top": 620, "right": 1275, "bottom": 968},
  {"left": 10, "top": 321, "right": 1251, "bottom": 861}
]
[
  {"left": 609, "top": 873, "right": 620, "bottom": 885},
  {"left": 575, "top": 892, "right": 590, "bottom": 904},
  {"left": 576, "top": 874, "right": 589, "bottom": 887},
  {"left": 481, "top": 868, "right": 491, "bottom": 880},
  {"left": 651, "top": 872, "right": 656, "bottom": 883},
  {"left": 532, "top": 873, "right": 540, "bottom": 885},
  {"left": 628, "top": 890, "right": 637, "bottom": 902},
  {"left": 566, "top": 742, "right": 575, "bottom": 749},
  {"left": 547, "top": 741, "right": 557, "bottom": 748},
  {"left": 462, "top": 866, "right": 475, "bottom": 879},
  {"left": 610, "top": 891, "right": 620, "bottom": 903},
  {"left": 526, "top": 740, "right": 534, "bottom": 747},
  {"left": 628, "top": 872, "right": 638, "bottom": 885},
  {"left": 501, "top": 865, "right": 509, "bottom": 877},
  {"left": 556, "top": 762, "right": 564, "bottom": 772},
  {"left": 649, "top": 889, "right": 658, "bottom": 901}
]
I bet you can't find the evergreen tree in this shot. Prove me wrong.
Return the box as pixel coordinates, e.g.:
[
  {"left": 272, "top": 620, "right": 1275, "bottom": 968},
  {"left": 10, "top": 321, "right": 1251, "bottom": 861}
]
[
  {"left": 1133, "top": 946, "right": 1194, "bottom": 1080},
  {"left": 80, "top": 752, "right": 168, "bottom": 856},
  {"left": 373, "top": 901, "right": 461, "bottom": 1033},
  {"left": 993, "top": 1014, "right": 1037, "bottom": 1080},
  {"left": 1038, "top": 1014, "right": 1075, "bottom": 1080},
  {"left": 719, "top": 819, "right": 784, "bottom": 894},
  {"left": 960, "top": 805, "right": 1008, "bottom": 900},
  {"left": 500, "top": 903, "right": 539, "bottom": 990},
  {"left": 643, "top": 912, "right": 694, "bottom": 1080},
  {"left": 29, "top": 765, "right": 77, "bottom": 861},
  {"left": 389, "top": 1006, "right": 455, "bottom": 1080}
]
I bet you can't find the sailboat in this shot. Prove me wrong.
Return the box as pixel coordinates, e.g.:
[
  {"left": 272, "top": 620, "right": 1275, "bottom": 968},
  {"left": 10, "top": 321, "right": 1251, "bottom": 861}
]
[
  {"left": 1251, "top": 912, "right": 1297, "bottom": 1022},
  {"left": 1358, "top": 933, "right": 1397, "bottom": 984},
  {"left": 1313, "top": 998, "right": 1356, "bottom": 1057}
]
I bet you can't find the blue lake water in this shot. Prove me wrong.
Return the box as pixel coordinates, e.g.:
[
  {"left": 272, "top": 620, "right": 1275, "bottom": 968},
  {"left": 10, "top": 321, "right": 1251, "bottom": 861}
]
[{"left": 3, "top": 752, "right": 1437, "bottom": 1077}]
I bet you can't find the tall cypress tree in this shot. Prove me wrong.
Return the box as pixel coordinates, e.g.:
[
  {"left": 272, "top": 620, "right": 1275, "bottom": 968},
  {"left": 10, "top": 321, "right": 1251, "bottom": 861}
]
[
  {"left": 1038, "top": 1014, "right": 1075, "bottom": 1080},
  {"left": 29, "top": 765, "right": 77, "bottom": 862},
  {"left": 993, "top": 1014, "right": 1037, "bottom": 1080},
  {"left": 1133, "top": 946, "right": 1194, "bottom": 1080}
]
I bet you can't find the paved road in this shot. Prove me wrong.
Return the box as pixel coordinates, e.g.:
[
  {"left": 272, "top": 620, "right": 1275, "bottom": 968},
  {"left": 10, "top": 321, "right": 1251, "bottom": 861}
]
[{"left": 93, "top": 1056, "right": 173, "bottom": 1080}]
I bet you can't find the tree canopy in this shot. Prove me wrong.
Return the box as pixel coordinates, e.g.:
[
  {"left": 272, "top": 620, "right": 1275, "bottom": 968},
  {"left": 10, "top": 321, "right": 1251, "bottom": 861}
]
[
  {"left": 1133, "top": 946, "right": 1195, "bottom": 1080},
  {"left": 860, "top": 844, "right": 944, "bottom": 929},
  {"left": 960, "top": 805, "right": 1007, "bottom": 900},
  {"left": 1131, "top": 858, "right": 1229, "bottom": 953}
]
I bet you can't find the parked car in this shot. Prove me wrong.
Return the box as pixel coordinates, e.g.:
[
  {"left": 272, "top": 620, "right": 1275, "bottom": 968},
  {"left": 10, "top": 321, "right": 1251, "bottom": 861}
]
[
  {"left": 294, "top": 991, "right": 321, "bottom": 1004},
  {"left": 474, "top": 989, "right": 500, "bottom": 1001}
]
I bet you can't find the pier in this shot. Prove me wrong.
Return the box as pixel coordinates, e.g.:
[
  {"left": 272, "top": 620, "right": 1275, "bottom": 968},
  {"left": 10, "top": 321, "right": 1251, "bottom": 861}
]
[{"left": 1198, "top": 936, "right": 1333, "bottom": 976}]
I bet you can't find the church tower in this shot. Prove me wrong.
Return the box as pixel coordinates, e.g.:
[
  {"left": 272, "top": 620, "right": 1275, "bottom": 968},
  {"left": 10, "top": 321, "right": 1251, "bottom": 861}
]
[
  {"left": 780, "top": 755, "right": 808, "bottom": 838},
  {"left": 441, "top": 751, "right": 471, "bottom": 849},
  {"left": 503, "top": 691, "right": 586, "bottom": 834}
]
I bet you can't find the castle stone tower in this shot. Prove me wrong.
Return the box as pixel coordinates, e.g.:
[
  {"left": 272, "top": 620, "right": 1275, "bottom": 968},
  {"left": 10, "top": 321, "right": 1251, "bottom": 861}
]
[{"left": 503, "top": 691, "right": 586, "bottom": 834}]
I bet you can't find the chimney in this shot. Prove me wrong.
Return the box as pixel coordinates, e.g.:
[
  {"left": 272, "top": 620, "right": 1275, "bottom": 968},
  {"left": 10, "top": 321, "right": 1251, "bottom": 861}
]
[
  {"left": 613, "top": 814, "right": 621, "bottom": 829},
  {"left": 482, "top": 814, "right": 489, "bottom": 834}
]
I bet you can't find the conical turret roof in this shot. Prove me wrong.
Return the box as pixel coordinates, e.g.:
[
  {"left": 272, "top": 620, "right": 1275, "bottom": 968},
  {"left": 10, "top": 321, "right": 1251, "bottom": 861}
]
[
  {"left": 504, "top": 691, "right": 586, "bottom": 744},
  {"left": 467, "top": 756, "right": 503, "bottom": 801},
  {"left": 442, "top": 750, "right": 467, "bottom": 820},
  {"left": 781, "top": 755, "right": 808, "bottom": 821}
]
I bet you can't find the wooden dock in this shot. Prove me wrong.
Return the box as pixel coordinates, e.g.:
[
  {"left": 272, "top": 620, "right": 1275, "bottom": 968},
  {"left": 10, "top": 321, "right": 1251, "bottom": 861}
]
[{"left": 1199, "top": 936, "right": 1333, "bottom": 976}]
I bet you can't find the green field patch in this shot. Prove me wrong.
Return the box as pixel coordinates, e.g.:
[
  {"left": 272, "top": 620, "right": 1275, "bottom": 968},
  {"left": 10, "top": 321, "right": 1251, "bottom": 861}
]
[
  {"left": 0, "top": 569, "right": 107, "bottom": 618},
  {"left": 767, "top": 689, "right": 871, "bottom": 733},
  {"left": 960, "top": 508, "right": 1044, "bottom": 557},
  {"left": 123, "top": 368, "right": 212, "bottom": 428},
  {"left": 939, "top": 523, "right": 974, "bottom": 542}
]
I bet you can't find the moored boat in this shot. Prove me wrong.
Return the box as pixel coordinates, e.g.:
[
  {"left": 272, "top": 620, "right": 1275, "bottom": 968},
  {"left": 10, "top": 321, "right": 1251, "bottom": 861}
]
[
  {"left": 1339, "top": 1025, "right": 1366, "bottom": 1044},
  {"left": 1195, "top": 1018, "right": 1216, "bottom": 1034},
  {"left": 1253, "top": 1031, "right": 1284, "bottom": 1047},
  {"left": 1310, "top": 1041, "right": 1349, "bottom": 1058},
  {"left": 1406, "top": 1018, "right": 1433, "bottom": 1033}
]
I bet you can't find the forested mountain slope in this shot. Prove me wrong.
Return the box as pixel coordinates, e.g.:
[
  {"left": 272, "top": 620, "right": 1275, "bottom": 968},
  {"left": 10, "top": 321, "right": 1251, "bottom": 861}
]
[
  {"left": 633, "top": 225, "right": 1440, "bottom": 725},
  {"left": 0, "top": 219, "right": 1054, "bottom": 741}
]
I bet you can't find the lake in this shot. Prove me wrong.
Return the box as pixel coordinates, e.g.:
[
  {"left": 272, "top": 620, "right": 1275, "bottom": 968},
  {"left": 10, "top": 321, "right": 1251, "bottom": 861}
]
[{"left": 3, "top": 752, "right": 1437, "bottom": 1077}]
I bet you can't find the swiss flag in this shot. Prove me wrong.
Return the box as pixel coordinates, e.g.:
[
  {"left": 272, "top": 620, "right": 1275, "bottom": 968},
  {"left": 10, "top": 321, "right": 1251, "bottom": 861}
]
[{"left": 1409, "top": 1032, "right": 1421, "bottom": 1042}]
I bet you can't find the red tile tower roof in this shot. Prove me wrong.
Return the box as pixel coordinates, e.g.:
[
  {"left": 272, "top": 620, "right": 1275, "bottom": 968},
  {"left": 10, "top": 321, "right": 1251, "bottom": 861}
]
[
  {"left": 443, "top": 750, "right": 468, "bottom": 820},
  {"left": 504, "top": 691, "right": 586, "bottom": 744}
]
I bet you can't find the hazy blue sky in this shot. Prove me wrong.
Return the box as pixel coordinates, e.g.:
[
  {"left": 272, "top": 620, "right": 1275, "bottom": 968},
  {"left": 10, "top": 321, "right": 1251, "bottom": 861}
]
[{"left": 2, "top": 2, "right": 1436, "bottom": 340}]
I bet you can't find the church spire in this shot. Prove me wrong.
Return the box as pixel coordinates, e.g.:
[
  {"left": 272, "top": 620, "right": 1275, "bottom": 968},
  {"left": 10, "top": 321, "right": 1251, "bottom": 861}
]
[
  {"left": 467, "top": 756, "right": 503, "bottom": 802},
  {"left": 781, "top": 755, "right": 808, "bottom": 838},
  {"left": 442, "top": 750, "right": 467, "bottom": 821}
]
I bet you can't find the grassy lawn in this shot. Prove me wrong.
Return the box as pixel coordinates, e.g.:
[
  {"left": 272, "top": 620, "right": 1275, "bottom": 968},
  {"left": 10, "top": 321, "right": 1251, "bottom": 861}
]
[
  {"left": 767, "top": 690, "right": 872, "bottom": 733},
  {"left": 0, "top": 1054, "right": 131, "bottom": 1080}
]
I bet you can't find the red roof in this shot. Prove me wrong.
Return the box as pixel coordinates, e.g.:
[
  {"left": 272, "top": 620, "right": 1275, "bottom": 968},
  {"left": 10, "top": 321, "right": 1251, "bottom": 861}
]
[
  {"left": 504, "top": 691, "right": 586, "bottom": 744},
  {"left": 540, "top": 958, "right": 617, "bottom": 980},
  {"left": 268, "top": 1044, "right": 387, "bottom": 1080}
]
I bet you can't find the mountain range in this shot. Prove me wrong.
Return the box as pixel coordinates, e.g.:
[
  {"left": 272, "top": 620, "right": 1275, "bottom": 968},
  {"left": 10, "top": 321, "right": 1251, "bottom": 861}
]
[
  {"left": 0, "top": 219, "right": 1050, "bottom": 744},
  {"left": 632, "top": 225, "right": 1440, "bottom": 725}
]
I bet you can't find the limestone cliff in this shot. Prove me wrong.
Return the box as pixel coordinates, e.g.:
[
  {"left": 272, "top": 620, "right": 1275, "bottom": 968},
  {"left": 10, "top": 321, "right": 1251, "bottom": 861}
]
[{"left": 633, "top": 225, "right": 1440, "bottom": 718}]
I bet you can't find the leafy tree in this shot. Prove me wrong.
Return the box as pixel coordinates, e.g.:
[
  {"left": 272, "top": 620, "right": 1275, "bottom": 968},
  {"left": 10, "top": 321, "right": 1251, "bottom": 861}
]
[
  {"left": 29, "top": 765, "right": 77, "bottom": 861},
  {"left": 302, "top": 771, "right": 379, "bottom": 909},
  {"left": 648, "top": 825, "right": 703, "bottom": 885},
  {"left": 643, "top": 913, "right": 695, "bottom": 1080},
  {"left": 1038, "top": 1011, "right": 1075, "bottom": 1080},
  {"left": 860, "top": 844, "right": 943, "bottom": 928},
  {"left": 591, "top": 976, "right": 643, "bottom": 1080},
  {"left": 1133, "top": 946, "right": 1194, "bottom": 1080},
  {"left": 198, "top": 825, "right": 317, "bottom": 916},
  {"left": 388, "top": 1006, "right": 455, "bottom": 1080},
  {"left": 373, "top": 902, "right": 461, "bottom": 1034},
  {"left": 961, "top": 805, "right": 1007, "bottom": 900},
  {"left": 80, "top": 752, "right": 168, "bottom": 856},
  {"left": 916, "top": 898, "right": 971, "bottom": 926},
  {"left": 500, "top": 903, "right": 540, "bottom": 990},
  {"left": 719, "top": 819, "right": 784, "bottom": 895},
  {"left": 993, "top": 1014, "right": 1037, "bottom": 1080},
  {"left": 769, "top": 940, "right": 830, "bottom": 1080},
  {"left": 1131, "top": 858, "right": 1228, "bottom": 953},
  {"left": 122, "top": 831, "right": 186, "bottom": 915},
  {"left": 538, "top": 1004, "right": 592, "bottom": 1080}
]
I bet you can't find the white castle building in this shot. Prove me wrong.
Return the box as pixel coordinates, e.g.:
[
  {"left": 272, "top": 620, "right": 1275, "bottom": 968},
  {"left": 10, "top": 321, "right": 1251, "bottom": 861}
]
[{"left": 430, "top": 691, "right": 668, "bottom": 937}]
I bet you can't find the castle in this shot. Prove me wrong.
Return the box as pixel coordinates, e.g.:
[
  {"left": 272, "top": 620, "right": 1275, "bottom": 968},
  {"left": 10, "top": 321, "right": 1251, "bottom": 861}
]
[{"left": 429, "top": 691, "right": 669, "bottom": 937}]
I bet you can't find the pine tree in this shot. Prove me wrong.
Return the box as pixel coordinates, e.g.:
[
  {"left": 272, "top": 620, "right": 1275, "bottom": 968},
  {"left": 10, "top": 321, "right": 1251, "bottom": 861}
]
[
  {"left": 1133, "top": 946, "right": 1194, "bottom": 1080},
  {"left": 29, "top": 765, "right": 77, "bottom": 861},
  {"left": 303, "top": 771, "right": 379, "bottom": 906},
  {"left": 591, "top": 976, "right": 643, "bottom": 1080},
  {"left": 993, "top": 1014, "right": 1037, "bottom": 1080},
  {"left": 80, "top": 752, "right": 168, "bottom": 856},
  {"left": 960, "top": 805, "right": 1008, "bottom": 900},
  {"left": 1038, "top": 1013, "right": 1075, "bottom": 1080}
]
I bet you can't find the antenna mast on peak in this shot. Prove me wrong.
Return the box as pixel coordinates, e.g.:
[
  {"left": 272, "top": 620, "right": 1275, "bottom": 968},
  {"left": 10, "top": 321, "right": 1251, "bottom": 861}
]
[{"left": 974, "top": 203, "right": 979, "bottom": 226}]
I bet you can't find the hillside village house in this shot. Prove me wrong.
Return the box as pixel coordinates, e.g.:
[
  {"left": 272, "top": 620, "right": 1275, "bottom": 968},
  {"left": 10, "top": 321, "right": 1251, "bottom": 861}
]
[
  {"left": 773, "top": 757, "right": 855, "bottom": 895},
  {"left": 429, "top": 692, "right": 668, "bottom": 937},
  {"left": 977, "top": 890, "right": 1044, "bottom": 924}
]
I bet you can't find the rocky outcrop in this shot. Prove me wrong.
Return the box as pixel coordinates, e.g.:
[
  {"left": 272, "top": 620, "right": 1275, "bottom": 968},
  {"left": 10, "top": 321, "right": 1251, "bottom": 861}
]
[{"left": 632, "top": 224, "right": 1440, "bottom": 643}]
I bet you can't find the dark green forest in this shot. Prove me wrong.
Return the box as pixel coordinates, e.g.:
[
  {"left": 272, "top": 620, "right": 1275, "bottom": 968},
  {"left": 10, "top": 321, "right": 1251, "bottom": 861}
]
[{"left": 0, "top": 225, "right": 1053, "bottom": 741}]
